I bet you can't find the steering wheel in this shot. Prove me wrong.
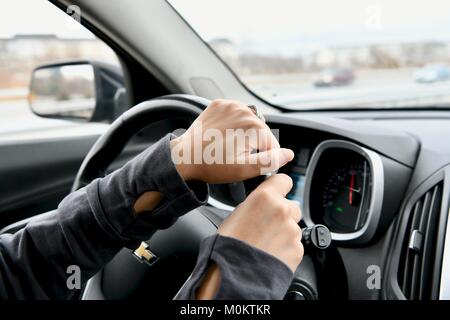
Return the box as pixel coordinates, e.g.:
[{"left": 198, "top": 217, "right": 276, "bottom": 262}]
[{"left": 75, "top": 94, "right": 221, "bottom": 300}]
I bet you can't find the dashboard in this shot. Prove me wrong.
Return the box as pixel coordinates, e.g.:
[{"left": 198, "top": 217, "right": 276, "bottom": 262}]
[
  {"left": 207, "top": 111, "right": 450, "bottom": 300},
  {"left": 210, "top": 116, "right": 411, "bottom": 245},
  {"left": 79, "top": 107, "right": 450, "bottom": 301}
]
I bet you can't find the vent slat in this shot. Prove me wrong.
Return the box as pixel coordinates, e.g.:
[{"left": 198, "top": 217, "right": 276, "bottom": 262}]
[
  {"left": 410, "top": 191, "right": 432, "bottom": 299},
  {"left": 418, "top": 185, "right": 442, "bottom": 299},
  {"left": 401, "top": 200, "right": 422, "bottom": 297},
  {"left": 398, "top": 182, "right": 443, "bottom": 300},
  {"left": 409, "top": 255, "right": 421, "bottom": 299}
]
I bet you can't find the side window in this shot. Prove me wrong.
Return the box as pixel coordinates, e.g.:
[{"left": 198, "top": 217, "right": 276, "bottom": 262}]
[{"left": 0, "top": 0, "right": 127, "bottom": 131}]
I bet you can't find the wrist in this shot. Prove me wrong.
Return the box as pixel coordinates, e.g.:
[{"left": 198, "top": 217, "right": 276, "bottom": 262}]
[{"left": 170, "top": 136, "right": 196, "bottom": 181}]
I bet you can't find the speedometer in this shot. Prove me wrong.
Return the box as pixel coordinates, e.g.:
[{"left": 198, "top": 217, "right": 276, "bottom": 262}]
[
  {"left": 303, "top": 140, "right": 387, "bottom": 244},
  {"left": 321, "top": 162, "right": 371, "bottom": 233}
]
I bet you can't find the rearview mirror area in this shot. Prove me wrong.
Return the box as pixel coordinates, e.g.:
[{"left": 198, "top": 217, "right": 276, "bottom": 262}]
[{"left": 28, "top": 60, "right": 126, "bottom": 122}]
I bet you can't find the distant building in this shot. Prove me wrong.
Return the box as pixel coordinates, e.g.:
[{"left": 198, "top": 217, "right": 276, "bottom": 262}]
[
  {"left": 308, "top": 41, "right": 450, "bottom": 70},
  {"left": 0, "top": 34, "right": 118, "bottom": 89},
  {"left": 0, "top": 34, "right": 117, "bottom": 63}
]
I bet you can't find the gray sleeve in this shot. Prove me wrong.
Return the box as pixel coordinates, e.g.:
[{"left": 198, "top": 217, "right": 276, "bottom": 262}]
[
  {"left": 85, "top": 133, "right": 209, "bottom": 246},
  {"left": 175, "top": 234, "right": 294, "bottom": 300},
  {"left": 0, "top": 134, "right": 208, "bottom": 299}
]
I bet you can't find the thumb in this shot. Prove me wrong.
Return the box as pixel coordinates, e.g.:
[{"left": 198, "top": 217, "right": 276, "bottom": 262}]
[{"left": 243, "top": 148, "right": 294, "bottom": 177}]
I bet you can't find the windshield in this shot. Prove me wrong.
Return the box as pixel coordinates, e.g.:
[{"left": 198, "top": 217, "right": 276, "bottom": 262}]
[{"left": 169, "top": 0, "right": 450, "bottom": 110}]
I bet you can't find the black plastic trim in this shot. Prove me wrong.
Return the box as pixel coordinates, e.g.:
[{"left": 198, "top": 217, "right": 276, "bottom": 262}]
[{"left": 384, "top": 165, "right": 450, "bottom": 300}]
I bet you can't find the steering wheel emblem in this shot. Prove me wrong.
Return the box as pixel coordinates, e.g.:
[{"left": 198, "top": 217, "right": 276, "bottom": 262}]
[{"left": 133, "top": 242, "right": 159, "bottom": 266}]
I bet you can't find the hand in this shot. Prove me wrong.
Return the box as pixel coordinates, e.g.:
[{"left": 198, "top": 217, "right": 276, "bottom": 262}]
[
  {"left": 170, "top": 99, "right": 294, "bottom": 183},
  {"left": 135, "top": 99, "right": 294, "bottom": 215},
  {"left": 196, "top": 173, "right": 303, "bottom": 299},
  {"left": 218, "top": 173, "right": 304, "bottom": 272}
]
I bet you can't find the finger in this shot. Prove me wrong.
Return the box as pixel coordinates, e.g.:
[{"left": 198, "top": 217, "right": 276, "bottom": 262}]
[
  {"left": 243, "top": 116, "right": 280, "bottom": 152},
  {"left": 288, "top": 219, "right": 303, "bottom": 242},
  {"left": 287, "top": 200, "right": 302, "bottom": 223},
  {"left": 226, "top": 119, "right": 264, "bottom": 153},
  {"left": 257, "top": 173, "right": 294, "bottom": 197},
  {"left": 245, "top": 148, "right": 294, "bottom": 176},
  {"left": 235, "top": 102, "right": 278, "bottom": 152},
  {"left": 268, "top": 128, "right": 281, "bottom": 150},
  {"left": 255, "top": 125, "right": 280, "bottom": 152}
]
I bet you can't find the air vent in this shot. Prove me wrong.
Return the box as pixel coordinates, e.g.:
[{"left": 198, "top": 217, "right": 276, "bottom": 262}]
[{"left": 398, "top": 182, "right": 443, "bottom": 300}]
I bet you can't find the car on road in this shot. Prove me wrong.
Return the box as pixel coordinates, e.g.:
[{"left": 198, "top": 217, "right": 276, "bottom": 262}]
[
  {"left": 313, "top": 68, "right": 355, "bottom": 87},
  {"left": 414, "top": 64, "right": 450, "bottom": 83}
]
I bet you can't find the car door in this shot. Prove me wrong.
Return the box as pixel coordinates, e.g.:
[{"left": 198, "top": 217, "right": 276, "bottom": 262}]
[{"left": 0, "top": 0, "right": 127, "bottom": 228}]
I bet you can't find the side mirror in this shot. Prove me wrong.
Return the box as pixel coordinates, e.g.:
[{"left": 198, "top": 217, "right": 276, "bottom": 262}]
[{"left": 28, "top": 60, "right": 126, "bottom": 122}]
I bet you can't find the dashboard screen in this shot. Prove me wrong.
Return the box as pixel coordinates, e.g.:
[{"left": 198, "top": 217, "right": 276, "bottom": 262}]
[
  {"left": 286, "top": 148, "right": 311, "bottom": 207},
  {"left": 287, "top": 173, "right": 306, "bottom": 206}
]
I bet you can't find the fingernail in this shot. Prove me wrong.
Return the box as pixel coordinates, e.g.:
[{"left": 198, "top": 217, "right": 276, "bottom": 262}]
[{"left": 281, "top": 148, "right": 294, "bottom": 162}]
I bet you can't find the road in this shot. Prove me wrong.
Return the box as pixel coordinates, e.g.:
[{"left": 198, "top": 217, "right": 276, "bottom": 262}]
[
  {"left": 243, "top": 68, "right": 450, "bottom": 109},
  {"left": 0, "top": 100, "right": 73, "bottom": 133},
  {"left": 0, "top": 100, "right": 106, "bottom": 140},
  {"left": 262, "top": 81, "right": 450, "bottom": 109},
  {"left": 1, "top": 68, "right": 450, "bottom": 135}
]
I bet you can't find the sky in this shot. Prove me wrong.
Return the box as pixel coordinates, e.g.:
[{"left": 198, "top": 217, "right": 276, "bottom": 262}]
[
  {"left": 169, "top": 0, "right": 450, "bottom": 54},
  {"left": 169, "top": 0, "right": 450, "bottom": 40},
  {"left": 1, "top": 0, "right": 450, "bottom": 50},
  {"left": 0, "top": 0, "right": 93, "bottom": 39}
]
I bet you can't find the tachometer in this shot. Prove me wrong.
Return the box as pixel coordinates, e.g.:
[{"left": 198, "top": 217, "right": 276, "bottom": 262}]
[
  {"left": 321, "top": 162, "right": 371, "bottom": 233},
  {"left": 303, "top": 140, "right": 384, "bottom": 243}
]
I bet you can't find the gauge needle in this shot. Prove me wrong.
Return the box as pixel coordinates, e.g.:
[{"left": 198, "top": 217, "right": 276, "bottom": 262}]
[
  {"left": 349, "top": 168, "right": 355, "bottom": 205},
  {"left": 342, "top": 186, "right": 361, "bottom": 193}
]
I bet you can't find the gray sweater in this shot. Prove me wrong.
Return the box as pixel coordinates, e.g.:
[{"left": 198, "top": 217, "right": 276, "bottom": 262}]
[{"left": 0, "top": 134, "right": 293, "bottom": 299}]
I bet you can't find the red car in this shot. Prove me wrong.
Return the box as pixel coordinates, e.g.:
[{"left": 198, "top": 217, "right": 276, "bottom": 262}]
[{"left": 314, "top": 68, "right": 355, "bottom": 87}]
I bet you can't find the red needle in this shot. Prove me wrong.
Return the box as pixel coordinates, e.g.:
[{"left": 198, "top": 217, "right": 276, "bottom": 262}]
[{"left": 349, "top": 167, "right": 355, "bottom": 205}]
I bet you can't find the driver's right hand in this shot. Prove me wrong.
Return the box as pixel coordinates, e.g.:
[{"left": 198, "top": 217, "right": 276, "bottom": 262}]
[
  {"left": 170, "top": 99, "right": 294, "bottom": 184},
  {"left": 218, "top": 173, "right": 304, "bottom": 272}
]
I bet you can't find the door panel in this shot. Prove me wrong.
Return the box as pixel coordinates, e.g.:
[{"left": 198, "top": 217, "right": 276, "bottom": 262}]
[
  {"left": 0, "top": 132, "right": 101, "bottom": 228},
  {"left": 0, "top": 121, "right": 172, "bottom": 228},
  {"left": 0, "top": 0, "right": 129, "bottom": 228}
]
